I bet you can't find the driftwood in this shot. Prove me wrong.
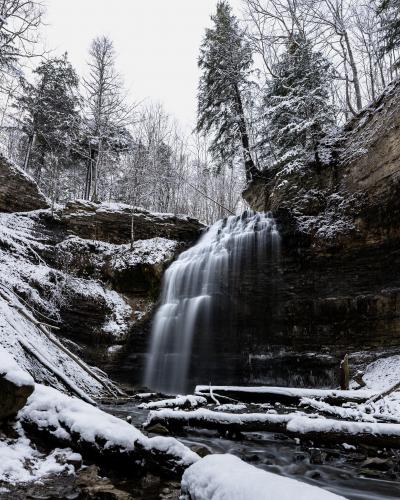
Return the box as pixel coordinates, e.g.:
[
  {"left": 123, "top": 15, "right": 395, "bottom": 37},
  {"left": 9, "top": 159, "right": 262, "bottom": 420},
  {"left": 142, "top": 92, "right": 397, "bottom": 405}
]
[
  {"left": 145, "top": 409, "right": 290, "bottom": 435},
  {"left": 145, "top": 409, "right": 400, "bottom": 448},
  {"left": 366, "top": 381, "right": 400, "bottom": 405},
  {"left": 195, "top": 385, "right": 374, "bottom": 406}
]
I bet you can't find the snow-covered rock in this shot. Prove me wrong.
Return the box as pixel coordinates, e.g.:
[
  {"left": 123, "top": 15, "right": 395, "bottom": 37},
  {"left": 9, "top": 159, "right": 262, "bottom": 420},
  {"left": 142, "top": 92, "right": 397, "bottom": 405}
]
[
  {"left": 0, "top": 432, "right": 75, "bottom": 485},
  {"left": 181, "top": 454, "right": 345, "bottom": 500},
  {"left": 19, "top": 385, "right": 199, "bottom": 474},
  {"left": 0, "top": 347, "right": 34, "bottom": 421},
  {"left": 60, "top": 199, "right": 203, "bottom": 245},
  {"left": 362, "top": 355, "right": 400, "bottom": 391},
  {"left": 0, "top": 211, "right": 114, "bottom": 398},
  {"left": 0, "top": 155, "right": 49, "bottom": 213},
  {"left": 56, "top": 235, "right": 180, "bottom": 296}
]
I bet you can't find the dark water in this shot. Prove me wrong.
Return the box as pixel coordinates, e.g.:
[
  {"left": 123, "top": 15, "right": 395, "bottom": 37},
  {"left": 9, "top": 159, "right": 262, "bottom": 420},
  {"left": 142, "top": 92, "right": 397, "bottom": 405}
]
[{"left": 102, "top": 400, "right": 400, "bottom": 500}]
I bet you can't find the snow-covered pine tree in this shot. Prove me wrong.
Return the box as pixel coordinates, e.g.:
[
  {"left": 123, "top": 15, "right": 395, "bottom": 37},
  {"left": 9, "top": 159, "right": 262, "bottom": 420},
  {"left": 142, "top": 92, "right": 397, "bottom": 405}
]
[
  {"left": 197, "top": 0, "right": 259, "bottom": 182},
  {"left": 17, "top": 53, "right": 81, "bottom": 189},
  {"left": 261, "top": 34, "right": 334, "bottom": 173},
  {"left": 378, "top": 0, "right": 400, "bottom": 65}
]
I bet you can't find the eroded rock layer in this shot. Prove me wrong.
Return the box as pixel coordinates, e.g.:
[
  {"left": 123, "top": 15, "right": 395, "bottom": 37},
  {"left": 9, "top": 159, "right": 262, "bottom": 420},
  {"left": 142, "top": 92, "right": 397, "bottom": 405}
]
[{"left": 236, "top": 77, "right": 400, "bottom": 385}]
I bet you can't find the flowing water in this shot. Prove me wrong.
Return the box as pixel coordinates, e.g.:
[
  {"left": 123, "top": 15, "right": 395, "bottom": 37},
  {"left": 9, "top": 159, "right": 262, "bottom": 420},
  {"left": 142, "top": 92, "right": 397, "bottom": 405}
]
[
  {"left": 144, "top": 211, "right": 280, "bottom": 394},
  {"left": 102, "top": 400, "right": 400, "bottom": 500}
]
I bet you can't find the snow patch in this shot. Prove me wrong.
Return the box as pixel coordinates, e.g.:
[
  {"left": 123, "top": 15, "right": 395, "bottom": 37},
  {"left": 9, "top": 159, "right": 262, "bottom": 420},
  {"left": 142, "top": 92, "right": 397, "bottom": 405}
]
[{"left": 181, "top": 454, "right": 345, "bottom": 500}]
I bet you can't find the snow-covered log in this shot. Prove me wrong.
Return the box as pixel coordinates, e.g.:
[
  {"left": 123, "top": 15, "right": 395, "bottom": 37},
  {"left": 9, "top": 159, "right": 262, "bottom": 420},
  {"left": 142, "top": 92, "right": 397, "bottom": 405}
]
[
  {"left": 145, "top": 408, "right": 292, "bottom": 434},
  {"left": 181, "top": 454, "right": 346, "bottom": 500},
  {"left": 195, "top": 385, "right": 376, "bottom": 405},
  {"left": 139, "top": 395, "right": 207, "bottom": 410},
  {"left": 146, "top": 408, "right": 400, "bottom": 447},
  {"left": 19, "top": 385, "right": 199, "bottom": 476}
]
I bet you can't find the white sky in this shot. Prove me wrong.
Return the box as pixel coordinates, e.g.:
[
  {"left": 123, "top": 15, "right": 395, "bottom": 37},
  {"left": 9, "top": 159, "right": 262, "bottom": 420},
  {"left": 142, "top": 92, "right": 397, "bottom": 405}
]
[{"left": 43, "top": 0, "right": 243, "bottom": 131}]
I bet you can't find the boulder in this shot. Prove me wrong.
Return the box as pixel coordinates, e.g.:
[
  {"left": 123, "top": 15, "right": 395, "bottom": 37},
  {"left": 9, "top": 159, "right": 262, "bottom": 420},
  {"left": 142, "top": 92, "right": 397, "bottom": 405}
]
[
  {"left": 0, "top": 155, "right": 49, "bottom": 213},
  {"left": 60, "top": 200, "right": 203, "bottom": 245},
  {"left": 0, "top": 347, "right": 35, "bottom": 422}
]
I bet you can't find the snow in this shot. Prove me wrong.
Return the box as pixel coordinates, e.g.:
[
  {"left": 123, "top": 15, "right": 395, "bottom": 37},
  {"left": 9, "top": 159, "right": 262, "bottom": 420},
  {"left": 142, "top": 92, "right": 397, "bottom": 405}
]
[
  {"left": 0, "top": 428, "right": 74, "bottom": 485},
  {"left": 287, "top": 415, "right": 400, "bottom": 437},
  {"left": 19, "top": 384, "right": 199, "bottom": 467},
  {"left": 181, "top": 454, "right": 346, "bottom": 500},
  {"left": 362, "top": 355, "right": 400, "bottom": 391},
  {"left": 0, "top": 346, "right": 33, "bottom": 388},
  {"left": 215, "top": 403, "right": 247, "bottom": 411},
  {"left": 57, "top": 235, "right": 179, "bottom": 270},
  {"left": 139, "top": 394, "right": 207, "bottom": 410},
  {"left": 0, "top": 211, "right": 115, "bottom": 397}
]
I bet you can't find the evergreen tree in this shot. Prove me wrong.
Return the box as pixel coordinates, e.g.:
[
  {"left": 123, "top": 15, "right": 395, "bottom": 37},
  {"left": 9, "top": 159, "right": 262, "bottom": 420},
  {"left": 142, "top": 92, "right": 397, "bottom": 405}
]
[
  {"left": 18, "top": 53, "right": 81, "bottom": 184},
  {"left": 261, "top": 35, "right": 334, "bottom": 172},
  {"left": 197, "top": 1, "right": 258, "bottom": 182},
  {"left": 378, "top": 0, "right": 400, "bottom": 64}
]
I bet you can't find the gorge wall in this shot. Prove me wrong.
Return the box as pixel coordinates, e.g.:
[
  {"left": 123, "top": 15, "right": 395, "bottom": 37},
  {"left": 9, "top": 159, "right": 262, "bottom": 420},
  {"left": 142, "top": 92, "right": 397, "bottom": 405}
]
[
  {"left": 3, "top": 73, "right": 400, "bottom": 393},
  {"left": 112, "top": 79, "right": 400, "bottom": 391},
  {"left": 238, "top": 77, "right": 400, "bottom": 386}
]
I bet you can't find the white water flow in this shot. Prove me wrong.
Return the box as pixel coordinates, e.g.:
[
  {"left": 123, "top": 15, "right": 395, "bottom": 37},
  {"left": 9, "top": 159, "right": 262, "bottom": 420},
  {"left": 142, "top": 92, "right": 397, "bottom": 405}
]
[{"left": 144, "top": 211, "right": 280, "bottom": 394}]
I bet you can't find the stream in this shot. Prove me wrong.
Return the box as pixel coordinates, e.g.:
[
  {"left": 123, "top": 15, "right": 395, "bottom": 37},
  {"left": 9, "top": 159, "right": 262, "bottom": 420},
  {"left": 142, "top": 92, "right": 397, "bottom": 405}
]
[{"left": 102, "top": 399, "right": 400, "bottom": 500}]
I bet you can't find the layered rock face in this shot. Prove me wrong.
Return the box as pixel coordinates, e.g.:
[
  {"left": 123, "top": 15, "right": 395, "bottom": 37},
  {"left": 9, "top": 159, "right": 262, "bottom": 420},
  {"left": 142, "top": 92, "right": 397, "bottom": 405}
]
[
  {"left": 238, "top": 77, "right": 400, "bottom": 385},
  {"left": 60, "top": 200, "right": 202, "bottom": 244},
  {"left": 0, "top": 158, "right": 203, "bottom": 385},
  {"left": 0, "top": 155, "right": 49, "bottom": 213}
]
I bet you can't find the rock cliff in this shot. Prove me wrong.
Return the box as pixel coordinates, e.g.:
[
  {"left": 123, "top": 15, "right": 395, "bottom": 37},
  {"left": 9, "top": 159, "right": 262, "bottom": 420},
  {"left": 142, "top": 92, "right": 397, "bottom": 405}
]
[
  {"left": 0, "top": 159, "right": 203, "bottom": 391},
  {"left": 0, "top": 155, "right": 49, "bottom": 213},
  {"left": 239, "top": 77, "right": 400, "bottom": 385}
]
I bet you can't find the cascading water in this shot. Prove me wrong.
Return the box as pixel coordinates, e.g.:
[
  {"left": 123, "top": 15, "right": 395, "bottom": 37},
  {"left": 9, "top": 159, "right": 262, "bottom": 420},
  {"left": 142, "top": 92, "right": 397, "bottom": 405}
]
[{"left": 144, "top": 211, "right": 280, "bottom": 394}]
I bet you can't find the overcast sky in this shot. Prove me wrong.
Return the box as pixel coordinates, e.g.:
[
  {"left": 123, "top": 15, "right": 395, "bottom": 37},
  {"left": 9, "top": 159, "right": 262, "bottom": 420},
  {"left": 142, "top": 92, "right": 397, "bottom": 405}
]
[{"left": 44, "top": 0, "right": 243, "bottom": 131}]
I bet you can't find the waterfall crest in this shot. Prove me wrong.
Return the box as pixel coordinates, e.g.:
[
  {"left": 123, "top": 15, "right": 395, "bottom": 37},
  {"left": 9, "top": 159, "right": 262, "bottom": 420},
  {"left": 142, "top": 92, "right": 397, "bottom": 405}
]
[{"left": 144, "top": 211, "right": 280, "bottom": 394}]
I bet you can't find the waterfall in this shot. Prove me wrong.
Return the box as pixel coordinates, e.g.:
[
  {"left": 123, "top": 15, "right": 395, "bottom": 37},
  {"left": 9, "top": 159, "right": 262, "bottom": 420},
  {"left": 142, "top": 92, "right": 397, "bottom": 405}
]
[{"left": 144, "top": 211, "right": 280, "bottom": 394}]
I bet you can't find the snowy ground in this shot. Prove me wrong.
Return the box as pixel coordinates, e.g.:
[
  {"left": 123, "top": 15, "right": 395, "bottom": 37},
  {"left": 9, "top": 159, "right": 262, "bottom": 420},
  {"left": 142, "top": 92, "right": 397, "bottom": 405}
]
[
  {"left": 0, "top": 430, "right": 77, "bottom": 486},
  {"left": 181, "top": 454, "right": 346, "bottom": 500}
]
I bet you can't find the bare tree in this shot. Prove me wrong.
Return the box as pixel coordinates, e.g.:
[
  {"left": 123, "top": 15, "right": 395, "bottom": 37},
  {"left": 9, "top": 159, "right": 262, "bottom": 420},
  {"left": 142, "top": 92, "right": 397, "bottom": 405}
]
[
  {"left": 83, "top": 35, "right": 132, "bottom": 201},
  {"left": 0, "top": 0, "right": 44, "bottom": 78}
]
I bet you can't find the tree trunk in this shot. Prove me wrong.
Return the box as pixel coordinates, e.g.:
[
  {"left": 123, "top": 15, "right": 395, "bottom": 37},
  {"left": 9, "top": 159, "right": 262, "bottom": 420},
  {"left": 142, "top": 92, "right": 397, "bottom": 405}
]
[
  {"left": 344, "top": 32, "right": 362, "bottom": 111},
  {"left": 234, "top": 84, "right": 259, "bottom": 182},
  {"left": 23, "top": 132, "right": 36, "bottom": 172}
]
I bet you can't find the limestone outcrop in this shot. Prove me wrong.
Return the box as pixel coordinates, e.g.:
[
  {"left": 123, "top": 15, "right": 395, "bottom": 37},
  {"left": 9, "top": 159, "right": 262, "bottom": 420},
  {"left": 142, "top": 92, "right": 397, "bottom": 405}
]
[
  {"left": 0, "top": 155, "right": 49, "bottom": 213},
  {"left": 236, "top": 77, "right": 400, "bottom": 385},
  {"left": 59, "top": 200, "right": 203, "bottom": 245}
]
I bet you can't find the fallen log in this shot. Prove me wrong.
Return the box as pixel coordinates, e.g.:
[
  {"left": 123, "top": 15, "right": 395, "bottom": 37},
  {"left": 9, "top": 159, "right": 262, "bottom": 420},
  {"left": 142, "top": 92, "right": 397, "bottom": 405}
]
[
  {"left": 144, "top": 408, "right": 292, "bottom": 434},
  {"left": 195, "top": 385, "right": 376, "bottom": 405},
  {"left": 145, "top": 409, "right": 400, "bottom": 448}
]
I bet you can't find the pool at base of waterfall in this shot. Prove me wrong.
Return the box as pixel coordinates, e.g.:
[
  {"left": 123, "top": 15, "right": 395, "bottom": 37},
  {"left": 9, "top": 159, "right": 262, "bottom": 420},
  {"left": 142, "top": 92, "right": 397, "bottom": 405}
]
[{"left": 101, "top": 399, "right": 400, "bottom": 500}]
